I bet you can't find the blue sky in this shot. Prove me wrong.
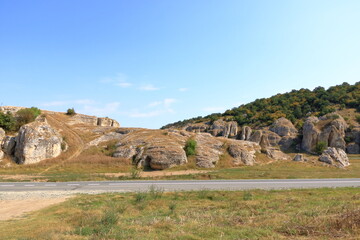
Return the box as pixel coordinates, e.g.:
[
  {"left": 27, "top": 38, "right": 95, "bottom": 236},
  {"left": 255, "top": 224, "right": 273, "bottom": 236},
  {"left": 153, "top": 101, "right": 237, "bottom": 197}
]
[{"left": 1, "top": 0, "right": 359, "bottom": 129}]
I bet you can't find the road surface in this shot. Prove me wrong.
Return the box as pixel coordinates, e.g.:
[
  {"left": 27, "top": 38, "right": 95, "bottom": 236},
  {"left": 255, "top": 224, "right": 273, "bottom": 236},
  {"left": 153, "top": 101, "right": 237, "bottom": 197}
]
[{"left": 1, "top": 179, "right": 360, "bottom": 193}]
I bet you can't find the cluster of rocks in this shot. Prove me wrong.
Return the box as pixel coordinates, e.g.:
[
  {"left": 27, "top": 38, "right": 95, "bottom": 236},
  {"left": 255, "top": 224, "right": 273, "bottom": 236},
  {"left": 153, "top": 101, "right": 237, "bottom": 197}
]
[
  {"left": 181, "top": 114, "right": 356, "bottom": 168},
  {"left": 0, "top": 119, "right": 63, "bottom": 164},
  {"left": 112, "top": 129, "right": 261, "bottom": 170}
]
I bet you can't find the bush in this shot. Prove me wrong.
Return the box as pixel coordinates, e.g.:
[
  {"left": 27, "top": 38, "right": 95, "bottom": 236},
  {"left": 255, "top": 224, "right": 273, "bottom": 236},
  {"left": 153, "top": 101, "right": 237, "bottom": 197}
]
[
  {"left": 184, "top": 139, "right": 197, "bottom": 156},
  {"left": 66, "top": 108, "right": 76, "bottom": 116},
  {"left": 356, "top": 115, "right": 360, "bottom": 124},
  {"left": 315, "top": 141, "right": 327, "bottom": 155},
  {"left": 0, "top": 111, "right": 16, "bottom": 132},
  {"left": 16, "top": 107, "right": 41, "bottom": 127}
]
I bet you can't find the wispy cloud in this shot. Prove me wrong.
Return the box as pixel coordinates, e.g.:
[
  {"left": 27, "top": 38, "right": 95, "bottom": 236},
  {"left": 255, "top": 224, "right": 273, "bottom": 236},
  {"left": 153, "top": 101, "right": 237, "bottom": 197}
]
[
  {"left": 179, "top": 88, "right": 188, "bottom": 92},
  {"left": 129, "top": 98, "right": 176, "bottom": 118},
  {"left": 139, "top": 84, "right": 159, "bottom": 91},
  {"left": 101, "top": 73, "right": 132, "bottom": 88}
]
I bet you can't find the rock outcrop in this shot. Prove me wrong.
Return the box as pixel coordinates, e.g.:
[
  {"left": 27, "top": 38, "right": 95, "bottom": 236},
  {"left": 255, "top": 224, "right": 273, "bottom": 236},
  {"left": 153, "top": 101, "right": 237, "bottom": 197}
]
[
  {"left": 2, "top": 136, "right": 16, "bottom": 156},
  {"left": 265, "top": 148, "right": 291, "bottom": 161},
  {"left": 14, "top": 121, "right": 63, "bottom": 164},
  {"left": 184, "top": 123, "right": 209, "bottom": 133},
  {"left": 302, "top": 115, "right": 347, "bottom": 153},
  {"left": 113, "top": 129, "right": 188, "bottom": 170},
  {"left": 194, "top": 133, "right": 224, "bottom": 168},
  {"left": 227, "top": 140, "right": 261, "bottom": 165},
  {"left": 345, "top": 127, "right": 360, "bottom": 154},
  {"left": 240, "top": 126, "right": 252, "bottom": 140},
  {"left": 209, "top": 120, "right": 238, "bottom": 138},
  {"left": 270, "top": 117, "right": 298, "bottom": 137},
  {"left": 319, "top": 147, "right": 350, "bottom": 168},
  {"left": 68, "top": 114, "right": 120, "bottom": 127}
]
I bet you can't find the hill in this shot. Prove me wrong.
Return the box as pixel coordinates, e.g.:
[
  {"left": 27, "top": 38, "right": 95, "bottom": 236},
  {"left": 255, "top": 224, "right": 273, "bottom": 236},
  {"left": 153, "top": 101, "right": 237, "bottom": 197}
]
[{"left": 162, "top": 82, "right": 360, "bottom": 129}]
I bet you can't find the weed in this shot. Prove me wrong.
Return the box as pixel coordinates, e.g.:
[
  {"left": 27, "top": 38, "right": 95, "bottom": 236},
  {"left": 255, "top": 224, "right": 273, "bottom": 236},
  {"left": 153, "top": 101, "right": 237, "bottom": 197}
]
[
  {"left": 243, "top": 191, "right": 253, "bottom": 201},
  {"left": 130, "top": 167, "right": 141, "bottom": 179},
  {"left": 134, "top": 191, "right": 147, "bottom": 203},
  {"left": 184, "top": 138, "right": 197, "bottom": 156},
  {"left": 149, "top": 185, "right": 164, "bottom": 199}
]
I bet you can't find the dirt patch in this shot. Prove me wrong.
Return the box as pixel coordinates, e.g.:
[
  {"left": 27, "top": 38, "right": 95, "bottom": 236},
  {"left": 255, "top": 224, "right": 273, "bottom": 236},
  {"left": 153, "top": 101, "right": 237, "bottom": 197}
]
[
  {"left": 102, "top": 169, "right": 212, "bottom": 178},
  {"left": 0, "top": 175, "right": 47, "bottom": 181},
  {"left": 0, "top": 196, "right": 70, "bottom": 221}
]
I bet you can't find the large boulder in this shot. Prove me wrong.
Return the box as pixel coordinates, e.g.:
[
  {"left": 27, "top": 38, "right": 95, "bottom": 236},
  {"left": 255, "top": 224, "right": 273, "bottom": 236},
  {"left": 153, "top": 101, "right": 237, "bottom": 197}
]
[
  {"left": 0, "top": 128, "right": 5, "bottom": 143},
  {"left": 270, "top": 117, "right": 298, "bottom": 137},
  {"left": 227, "top": 140, "right": 261, "bottom": 166},
  {"left": 302, "top": 116, "right": 320, "bottom": 153},
  {"left": 14, "top": 121, "right": 63, "bottom": 164},
  {"left": 319, "top": 147, "right": 350, "bottom": 168}
]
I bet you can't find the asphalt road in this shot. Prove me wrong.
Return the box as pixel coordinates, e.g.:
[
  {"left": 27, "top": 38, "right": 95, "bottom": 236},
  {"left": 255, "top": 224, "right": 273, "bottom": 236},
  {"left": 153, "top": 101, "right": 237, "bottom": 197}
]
[{"left": 1, "top": 179, "right": 360, "bottom": 193}]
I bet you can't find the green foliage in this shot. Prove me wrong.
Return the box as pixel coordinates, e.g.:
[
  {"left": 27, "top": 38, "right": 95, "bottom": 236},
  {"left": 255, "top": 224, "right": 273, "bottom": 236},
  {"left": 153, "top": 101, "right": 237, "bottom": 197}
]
[
  {"left": 356, "top": 115, "right": 360, "bottom": 124},
  {"left": 162, "top": 81, "right": 360, "bottom": 129},
  {"left": 0, "top": 111, "right": 16, "bottom": 132},
  {"left": 130, "top": 167, "right": 141, "bottom": 179},
  {"left": 16, "top": 107, "right": 41, "bottom": 127},
  {"left": 66, "top": 107, "right": 76, "bottom": 116},
  {"left": 184, "top": 139, "right": 197, "bottom": 156},
  {"left": 315, "top": 141, "right": 327, "bottom": 155}
]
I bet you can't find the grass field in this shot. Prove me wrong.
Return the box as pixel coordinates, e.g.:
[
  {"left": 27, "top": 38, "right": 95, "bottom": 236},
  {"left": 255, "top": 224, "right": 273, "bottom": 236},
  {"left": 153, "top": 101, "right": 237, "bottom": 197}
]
[
  {"left": 0, "top": 187, "right": 360, "bottom": 239},
  {"left": 0, "top": 155, "right": 358, "bottom": 182}
]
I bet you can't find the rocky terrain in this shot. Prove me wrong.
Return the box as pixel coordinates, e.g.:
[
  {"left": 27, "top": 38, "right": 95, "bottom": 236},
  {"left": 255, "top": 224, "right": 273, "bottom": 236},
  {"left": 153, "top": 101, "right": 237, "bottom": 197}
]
[{"left": 0, "top": 102, "right": 358, "bottom": 171}]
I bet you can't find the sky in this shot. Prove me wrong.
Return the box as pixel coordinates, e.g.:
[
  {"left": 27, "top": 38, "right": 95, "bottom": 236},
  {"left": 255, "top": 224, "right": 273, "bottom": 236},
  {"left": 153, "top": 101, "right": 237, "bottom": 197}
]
[{"left": 1, "top": 0, "right": 360, "bottom": 129}]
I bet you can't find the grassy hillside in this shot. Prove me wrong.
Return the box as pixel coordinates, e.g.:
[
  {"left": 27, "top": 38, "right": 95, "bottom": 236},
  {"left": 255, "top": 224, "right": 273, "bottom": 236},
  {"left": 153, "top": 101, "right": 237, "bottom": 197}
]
[
  {"left": 162, "top": 82, "right": 360, "bottom": 129},
  {"left": 1, "top": 188, "right": 360, "bottom": 239}
]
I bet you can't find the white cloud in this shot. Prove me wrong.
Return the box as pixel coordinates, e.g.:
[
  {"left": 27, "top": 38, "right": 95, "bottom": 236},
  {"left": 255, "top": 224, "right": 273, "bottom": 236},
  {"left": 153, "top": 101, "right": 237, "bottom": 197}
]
[
  {"left": 179, "top": 88, "right": 188, "bottom": 92},
  {"left": 202, "top": 106, "right": 226, "bottom": 113},
  {"left": 139, "top": 84, "right": 159, "bottom": 91}
]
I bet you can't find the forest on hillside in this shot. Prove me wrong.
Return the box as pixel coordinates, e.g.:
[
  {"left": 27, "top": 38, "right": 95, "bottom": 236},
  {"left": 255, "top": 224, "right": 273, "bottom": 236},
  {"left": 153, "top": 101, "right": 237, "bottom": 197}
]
[{"left": 162, "top": 82, "right": 360, "bottom": 129}]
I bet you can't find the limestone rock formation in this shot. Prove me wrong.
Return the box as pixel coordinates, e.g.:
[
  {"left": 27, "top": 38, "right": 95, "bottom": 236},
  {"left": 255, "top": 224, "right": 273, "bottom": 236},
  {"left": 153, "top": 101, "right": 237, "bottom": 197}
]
[
  {"left": 68, "top": 114, "right": 120, "bottom": 127},
  {"left": 97, "top": 118, "right": 120, "bottom": 127},
  {"left": 194, "top": 133, "right": 224, "bottom": 168},
  {"left": 14, "top": 121, "right": 63, "bottom": 164},
  {"left": 113, "top": 129, "right": 188, "bottom": 170},
  {"left": 345, "top": 127, "right": 360, "bottom": 154},
  {"left": 270, "top": 117, "right": 298, "bottom": 137},
  {"left": 0, "top": 128, "right": 5, "bottom": 142},
  {"left": 240, "top": 126, "right": 252, "bottom": 140},
  {"left": 319, "top": 147, "right": 350, "bottom": 168},
  {"left": 209, "top": 120, "right": 238, "bottom": 138},
  {"left": 2, "top": 136, "right": 16, "bottom": 155},
  {"left": 227, "top": 140, "right": 261, "bottom": 166},
  {"left": 184, "top": 123, "right": 209, "bottom": 133},
  {"left": 302, "top": 115, "right": 347, "bottom": 153}
]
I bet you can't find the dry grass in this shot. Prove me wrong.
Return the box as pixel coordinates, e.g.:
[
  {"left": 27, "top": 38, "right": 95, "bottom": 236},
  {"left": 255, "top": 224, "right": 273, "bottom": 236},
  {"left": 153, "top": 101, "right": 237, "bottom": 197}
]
[{"left": 0, "top": 188, "right": 360, "bottom": 239}]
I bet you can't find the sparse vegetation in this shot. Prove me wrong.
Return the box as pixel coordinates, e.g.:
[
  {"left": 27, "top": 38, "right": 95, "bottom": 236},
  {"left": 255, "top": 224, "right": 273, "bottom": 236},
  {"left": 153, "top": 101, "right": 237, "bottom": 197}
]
[
  {"left": 0, "top": 107, "right": 41, "bottom": 132},
  {"left": 66, "top": 107, "right": 76, "bottom": 116},
  {"left": 0, "top": 111, "right": 16, "bottom": 132},
  {"left": 1, "top": 188, "right": 360, "bottom": 239},
  {"left": 356, "top": 115, "right": 360, "bottom": 124},
  {"left": 184, "top": 138, "right": 197, "bottom": 156},
  {"left": 315, "top": 141, "right": 327, "bottom": 155}
]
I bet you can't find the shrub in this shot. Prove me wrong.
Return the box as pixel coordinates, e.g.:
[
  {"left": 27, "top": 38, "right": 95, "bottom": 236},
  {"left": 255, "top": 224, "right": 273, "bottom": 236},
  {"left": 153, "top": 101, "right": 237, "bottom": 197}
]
[
  {"left": 184, "top": 139, "right": 197, "bottom": 156},
  {"left": 16, "top": 107, "right": 41, "bottom": 127},
  {"left": 66, "top": 108, "right": 76, "bottom": 116},
  {"left": 356, "top": 115, "right": 360, "bottom": 124},
  {"left": 0, "top": 111, "right": 16, "bottom": 132},
  {"left": 315, "top": 141, "right": 327, "bottom": 155}
]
